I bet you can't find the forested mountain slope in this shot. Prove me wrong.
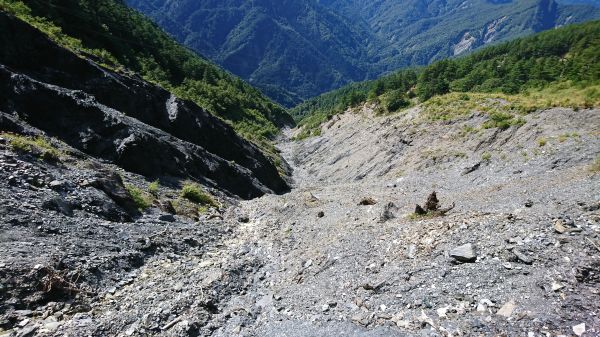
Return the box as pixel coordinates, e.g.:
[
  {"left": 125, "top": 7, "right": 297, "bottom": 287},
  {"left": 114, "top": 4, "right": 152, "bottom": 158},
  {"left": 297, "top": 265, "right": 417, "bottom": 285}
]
[
  {"left": 0, "top": 0, "right": 293, "bottom": 197},
  {"left": 125, "top": 0, "right": 375, "bottom": 107},
  {"left": 292, "top": 19, "right": 600, "bottom": 137},
  {"left": 127, "top": 0, "right": 600, "bottom": 105},
  {"left": 2, "top": 0, "right": 294, "bottom": 143}
]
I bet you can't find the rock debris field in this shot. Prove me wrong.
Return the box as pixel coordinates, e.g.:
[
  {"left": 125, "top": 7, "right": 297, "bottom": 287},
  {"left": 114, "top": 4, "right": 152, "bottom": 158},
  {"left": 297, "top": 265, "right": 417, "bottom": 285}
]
[{"left": 1, "top": 106, "right": 600, "bottom": 336}]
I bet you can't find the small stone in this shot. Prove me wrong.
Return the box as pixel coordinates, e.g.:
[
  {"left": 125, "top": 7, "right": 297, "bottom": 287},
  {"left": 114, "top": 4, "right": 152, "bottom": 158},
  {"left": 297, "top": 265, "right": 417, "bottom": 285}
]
[
  {"left": 317, "top": 211, "right": 325, "bottom": 218},
  {"left": 379, "top": 202, "right": 397, "bottom": 222},
  {"left": 125, "top": 326, "right": 136, "bottom": 336},
  {"left": 449, "top": 243, "right": 477, "bottom": 263},
  {"left": 496, "top": 300, "right": 516, "bottom": 318},
  {"left": 238, "top": 215, "right": 250, "bottom": 223},
  {"left": 406, "top": 244, "right": 417, "bottom": 259},
  {"left": 321, "top": 304, "right": 330, "bottom": 312},
  {"left": 554, "top": 220, "right": 568, "bottom": 234},
  {"left": 513, "top": 249, "right": 533, "bottom": 265},
  {"left": 351, "top": 313, "right": 371, "bottom": 326},
  {"left": 158, "top": 214, "right": 176, "bottom": 222},
  {"left": 16, "top": 325, "right": 37, "bottom": 337},
  {"left": 436, "top": 307, "right": 448, "bottom": 318},
  {"left": 572, "top": 323, "right": 585, "bottom": 336},
  {"left": 524, "top": 200, "right": 533, "bottom": 208},
  {"left": 394, "top": 319, "right": 410, "bottom": 328},
  {"left": 502, "top": 262, "right": 513, "bottom": 269},
  {"left": 48, "top": 180, "right": 64, "bottom": 189},
  {"left": 551, "top": 281, "right": 564, "bottom": 292},
  {"left": 43, "top": 322, "right": 61, "bottom": 332},
  {"left": 18, "top": 319, "right": 30, "bottom": 327},
  {"left": 358, "top": 197, "right": 377, "bottom": 206}
]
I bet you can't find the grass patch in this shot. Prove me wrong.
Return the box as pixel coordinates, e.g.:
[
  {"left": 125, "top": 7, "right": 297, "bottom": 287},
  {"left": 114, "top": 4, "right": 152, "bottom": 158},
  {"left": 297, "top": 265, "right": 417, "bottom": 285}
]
[
  {"left": 590, "top": 156, "right": 600, "bottom": 173},
  {"left": 181, "top": 183, "right": 218, "bottom": 207},
  {"left": 125, "top": 184, "right": 153, "bottom": 210},
  {"left": 422, "top": 83, "right": 600, "bottom": 126},
  {"left": 482, "top": 112, "right": 525, "bottom": 130},
  {"left": 537, "top": 138, "right": 547, "bottom": 147},
  {"left": 198, "top": 205, "right": 210, "bottom": 214},
  {"left": 295, "top": 82, "right": 600, "bottom": 140},
  {"left": 558, "top": 132, "right": 580, "bottom": 143},
  {"left": 148, "top": 179, "right": 160, "bottom": 196},
  {"left": 3, "top": 133, "right": 61, "bottom": 161}
]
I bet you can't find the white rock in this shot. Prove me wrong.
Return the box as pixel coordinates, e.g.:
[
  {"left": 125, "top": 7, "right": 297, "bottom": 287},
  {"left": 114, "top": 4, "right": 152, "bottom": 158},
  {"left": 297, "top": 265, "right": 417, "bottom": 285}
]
[
  {"left": 406, "top": 244, "right": 417, "bottom": 259},
  {"left": 496, "top": 300, "right": 516, "bottom": 318},
  {"left": 551, "top": 281, "right": 564, "bottom": 292},
  {"left": 572, "top": 323, "right": 585, "bottom": 336},
  {"left": 436, "top": 307, "right": 448, "bottom": 318},
  {"left": 43, "top": 322, "right": 61, "bottom": 332}
]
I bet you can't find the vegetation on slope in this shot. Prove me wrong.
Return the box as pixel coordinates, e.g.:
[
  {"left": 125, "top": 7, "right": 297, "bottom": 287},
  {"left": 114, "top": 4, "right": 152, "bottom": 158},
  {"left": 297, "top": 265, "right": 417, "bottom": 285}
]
[
  {"left": 291, "top": 20, "right": 600, "bottom": 138},
  {"left": 0, "top": 0, "right": 294, "bottom": 146},
  {"left": 127, "top": 0, "right": 600, "bottom": 105},
  {"left": 125, "top": 0, "right": 374, "bottom": 107}
]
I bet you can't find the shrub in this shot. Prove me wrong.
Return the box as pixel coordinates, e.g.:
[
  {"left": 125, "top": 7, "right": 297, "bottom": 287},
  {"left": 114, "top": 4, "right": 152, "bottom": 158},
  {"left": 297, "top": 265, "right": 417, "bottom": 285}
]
[
  {"left": 537, "top": 138, "right": 547, "bottom": 147},
  {"left": 125, "top": 184, "right": 152, "bottom": 210},
  {"left": 385, "top": 90, "right": 411, "bottom": 112},
  {"left": 148, "top": 179, "right": 160, "bottom": 196},
  {"left": 483, "top": 112, "right": 525, "bottom": 130},
  {"left": 3, "top": 133, "right": 61, "bottom": 162},
  {"left": 482, "top": 152, "right": 492, "bottom": 161},
  {"left": 591, "top": 156, "right": 600, "bottom": 173},
  {"left": 181, "top": 183, "right": 217, "bottom": 207}
]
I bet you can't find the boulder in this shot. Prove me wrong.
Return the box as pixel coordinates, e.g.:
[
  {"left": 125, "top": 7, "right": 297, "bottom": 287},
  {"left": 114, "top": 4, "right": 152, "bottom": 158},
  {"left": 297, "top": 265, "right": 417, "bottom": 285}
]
[
  {"left": 449, "top": 243, "right": 477, "bottom": 263},
  {"left": 42, "top": 197, "right": 73, "bottom": 217}
]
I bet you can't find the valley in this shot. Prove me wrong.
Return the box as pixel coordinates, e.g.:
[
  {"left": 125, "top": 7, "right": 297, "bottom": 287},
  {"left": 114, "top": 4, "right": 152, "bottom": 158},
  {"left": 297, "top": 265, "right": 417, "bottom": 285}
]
[
  {"left": 0, "top": 1, "right": 599, "bottom": 336},
  {"left": 1, "top": 103, "right": 599, "bottom": 336},
  {"left": 126, "top": 0, "right": 600, "bottom": 105}
]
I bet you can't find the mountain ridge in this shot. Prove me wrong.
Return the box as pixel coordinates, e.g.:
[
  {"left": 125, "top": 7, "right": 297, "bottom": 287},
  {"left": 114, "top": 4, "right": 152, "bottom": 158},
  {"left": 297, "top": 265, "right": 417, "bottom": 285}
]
[{"left": 126, "top": 0, "right": 600, "bottom": 106}]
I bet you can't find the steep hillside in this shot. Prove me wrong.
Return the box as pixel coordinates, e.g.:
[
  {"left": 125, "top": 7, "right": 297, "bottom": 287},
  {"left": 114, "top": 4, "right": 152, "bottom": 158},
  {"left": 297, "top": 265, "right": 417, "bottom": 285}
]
[
  {"left": 0, "top": 3, "right": 291, "bottom": 198},
  {"left": 126, "top": 0, "right": 600, "bottom": 105},
  {"left": 2, "top": 0, "right": 294, "bottom": 143},
  {"left": 2, "top": 92, "right": 598, "bottom": 336},
  {"left": 321, "top": 0, "right": 600, "bottom": 68},
  {"left": 291, "top": 19, "right": 600, "bottom": 137},
  {"left": 125, "top": 0, "right": 374, "bottom": 107}
]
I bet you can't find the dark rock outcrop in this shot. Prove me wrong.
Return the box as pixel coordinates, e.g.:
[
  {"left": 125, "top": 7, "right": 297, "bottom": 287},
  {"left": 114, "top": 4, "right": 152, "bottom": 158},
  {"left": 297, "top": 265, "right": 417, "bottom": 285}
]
[{"left": 0, "top": 12, "right": 289, "bottom": 199}]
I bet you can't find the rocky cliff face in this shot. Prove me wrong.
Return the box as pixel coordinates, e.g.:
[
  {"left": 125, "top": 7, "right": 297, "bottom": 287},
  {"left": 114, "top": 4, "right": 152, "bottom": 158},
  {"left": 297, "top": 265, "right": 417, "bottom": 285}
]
[{"left": 0, "top": 12, "right": 289, "bottom": 199}]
